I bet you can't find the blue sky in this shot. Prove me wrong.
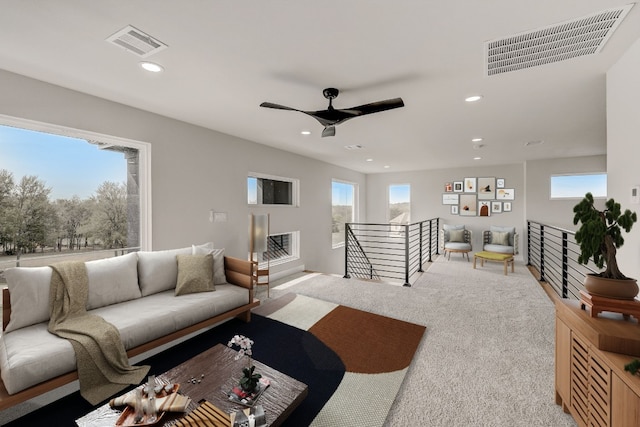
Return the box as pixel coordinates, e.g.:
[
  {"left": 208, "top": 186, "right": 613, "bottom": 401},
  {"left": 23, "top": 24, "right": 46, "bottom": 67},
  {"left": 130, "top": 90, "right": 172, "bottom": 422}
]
[
  {"left": 0, "top": 125, "right": 126, "bottom": 200},
  {"left": 550, "top": 174, "right": 607, "bottom": 198},
  {"left": 389, "top": 184, "right": 410, "bottom": 204}
]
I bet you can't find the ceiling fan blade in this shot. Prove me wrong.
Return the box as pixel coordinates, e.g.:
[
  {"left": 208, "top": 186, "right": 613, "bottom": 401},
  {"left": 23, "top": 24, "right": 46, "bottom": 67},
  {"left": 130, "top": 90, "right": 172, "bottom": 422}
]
[
  {"left": 322, "top": 126, "right": 336, "bottom": 137},
  {"left": 347, "top": 98, "right": 405, "bottom": 116},
  {"left": 259, "top": 102, "right": 301, "bottom": 112}
]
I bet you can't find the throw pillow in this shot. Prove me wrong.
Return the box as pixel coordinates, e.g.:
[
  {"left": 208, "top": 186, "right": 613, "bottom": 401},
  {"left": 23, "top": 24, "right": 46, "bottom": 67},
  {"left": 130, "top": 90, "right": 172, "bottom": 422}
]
[
  {"left": 175, "top": 254, "right": 215, "bottom": 296},
  {"left": 86, "top": 252, "right": 141, "bottom": 310},
  {"left": 448, "top": 229, "right": 465, "bottom": 243},
  {"left": 137, "top": 247, "right": 192, "bottom": 296},
  {"left": 443, "top": 224, "right": 465, "bottom": 241},
  {"left": 4, "top": 266, "right": 52, "bottom": 332},
  {"left": 490, "top": 226, "right": 515, "bottom": 246},
  {"left": 192, "top": 245, "right": 227, "bottom": 284},
  {"left": 491, "top": 231, "right": 510, "bottom": 246}
]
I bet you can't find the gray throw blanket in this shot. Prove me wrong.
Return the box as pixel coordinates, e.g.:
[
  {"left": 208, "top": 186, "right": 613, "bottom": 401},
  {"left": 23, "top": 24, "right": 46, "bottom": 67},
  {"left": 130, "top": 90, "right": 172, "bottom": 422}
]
[{"left": 48, "top": 261, "right": 149, "bottom": 405}]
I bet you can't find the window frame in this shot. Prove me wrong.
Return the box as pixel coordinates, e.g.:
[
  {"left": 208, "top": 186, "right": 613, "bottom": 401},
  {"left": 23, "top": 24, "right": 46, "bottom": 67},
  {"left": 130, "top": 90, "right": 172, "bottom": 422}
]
[
  {"left": 331, "top": 179, "right": 358, "bottom": 249},
  {"left": 0, "top": 113, "right": 152, "bottom": 250},
  {"left": 247, "top": 172, "right": 299, "bottom": 207},
  {"left": 259, "top": 230, "right": 300, "bottom": 269},
  {"left": 549, "top": 173, "right": 607, "bottom": 200}
]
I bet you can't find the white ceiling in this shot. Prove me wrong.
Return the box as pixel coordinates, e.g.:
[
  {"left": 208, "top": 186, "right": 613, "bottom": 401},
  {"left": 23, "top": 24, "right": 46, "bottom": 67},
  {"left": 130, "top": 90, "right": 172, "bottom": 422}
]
[{"left": 1, "top": 1, "right": 639, "bottom": 173}]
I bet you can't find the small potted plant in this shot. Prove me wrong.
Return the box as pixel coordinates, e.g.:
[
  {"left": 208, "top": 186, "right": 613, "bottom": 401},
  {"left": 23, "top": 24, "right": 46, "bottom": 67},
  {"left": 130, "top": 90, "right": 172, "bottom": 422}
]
[
  {"left": 573, "top": 192, "right": 638, "bottom": 299},
  {"left": 228, "top": 335, "right": 262, "bottom": 392}
]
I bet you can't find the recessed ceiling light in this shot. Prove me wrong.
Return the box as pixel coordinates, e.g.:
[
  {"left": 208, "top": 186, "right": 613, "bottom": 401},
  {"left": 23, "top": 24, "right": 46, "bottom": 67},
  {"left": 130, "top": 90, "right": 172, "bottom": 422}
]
[
  {"left": 366, "top": 158, "right": 373, "bottom": 162},
  {"left": 140, "top": 61, "right": 164, "bottom": 72},
  {"left": 471, "top": 138, "right": 483, "bottom": 142},
  {"left": 465, "top": 95, "right": 483, "bottom": 102},
  {"left": 384, "top": 165, "right": 390, "bottom": 169},
  {"left": 473, "top": 157, "right": 482, "bottom": 160},
  {"left": 301, "top": 130, "right": 311, "bottom": 135}
]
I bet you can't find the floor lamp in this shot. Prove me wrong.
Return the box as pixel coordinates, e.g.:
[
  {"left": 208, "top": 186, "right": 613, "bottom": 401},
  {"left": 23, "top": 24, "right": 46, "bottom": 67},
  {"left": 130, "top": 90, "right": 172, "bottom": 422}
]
[{"left": 249, "top": 213, "right": 270, "bottom": 297}]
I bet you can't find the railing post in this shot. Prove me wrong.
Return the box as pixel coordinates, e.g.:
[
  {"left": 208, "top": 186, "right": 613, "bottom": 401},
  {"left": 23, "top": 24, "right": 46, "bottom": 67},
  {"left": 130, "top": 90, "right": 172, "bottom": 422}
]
[
  {"left": 539, "top": 225, "right": 545, "bottom": 282},
  {"left": 418, "top": 222, "right": 424, "bottom": 272},
  {"left": 428, "top": 220, "right": 433, "bottom": 262},
  {"left": 403, "top": 224, "right": 411, "bottom": 287},
  {"left": 562, "top": 231, "right": 568, "bottom": 298},
  {"left": 527, "top": 221, "right": 531, "bottom": 266},
  {"left": 343, "top": 223, "right": 351, "bottom": 279},
  {"left": 16, "top": 250, "right": 21, "bottom": 267},
  {"left": 435, "top": 217, "right": 440, "bottom": 255}
]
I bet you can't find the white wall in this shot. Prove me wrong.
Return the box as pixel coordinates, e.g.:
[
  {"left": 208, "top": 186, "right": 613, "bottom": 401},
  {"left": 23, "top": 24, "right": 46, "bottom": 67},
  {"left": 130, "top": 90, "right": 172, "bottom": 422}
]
[
  {"left": 607, "top": 37, "right": 640, "bottom": 281},
  {"left": 525, "top": 155, "right": 607, "bottom": 230},
  {"left": 366, "top": 164, "right": 525, "bottom": 254},
  {"left": 0, "top": 69, "right": 364, "bottom": 275}
]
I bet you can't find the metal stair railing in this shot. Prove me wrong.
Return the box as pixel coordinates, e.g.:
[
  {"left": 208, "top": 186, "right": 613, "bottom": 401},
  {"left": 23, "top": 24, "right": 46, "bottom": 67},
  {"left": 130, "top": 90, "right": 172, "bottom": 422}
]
[
  {"left": 527, "top": 220, "right": 598, "bottom": 299},
  {"left": 344, "top": 218, "right": 440, "bottom": 286}
]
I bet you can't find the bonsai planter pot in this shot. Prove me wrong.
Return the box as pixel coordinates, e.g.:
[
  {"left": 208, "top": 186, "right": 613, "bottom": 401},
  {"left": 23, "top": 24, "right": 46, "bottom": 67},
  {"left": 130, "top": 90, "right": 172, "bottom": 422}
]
[{"left": 584, "top": 274, "right": 639, "bottom": 300}]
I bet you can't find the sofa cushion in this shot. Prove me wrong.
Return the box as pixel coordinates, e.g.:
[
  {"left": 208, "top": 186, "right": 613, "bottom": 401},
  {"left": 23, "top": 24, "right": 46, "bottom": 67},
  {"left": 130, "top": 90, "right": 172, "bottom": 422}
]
[
  {"left": 192, "top": 245, "right": 227, "bottom": 285},
  {"left": 86, "top": 252, "right": 141, "bottom": 310},
  {"left": 137, "top": 247, "right": 192, "bottom": 296},
  {"left": 175, "top": 254, "right": 214, "bottom": 296},
  {"left": 3, "top": 266, "right": 52, "bottom": 332}
]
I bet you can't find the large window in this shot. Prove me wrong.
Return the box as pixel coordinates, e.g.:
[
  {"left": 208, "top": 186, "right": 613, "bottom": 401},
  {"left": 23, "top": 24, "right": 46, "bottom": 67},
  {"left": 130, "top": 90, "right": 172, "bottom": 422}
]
[
  {"left": 248, "top": 172, "right": 299, "bottom": 206},
  {"left": 550, "top": 173, "right": 607, "bottom": 199},
  {"left": 332, "top": 180, "right": 357, "bottom": 247},
  {"left": 389, "top": 184, "right": 410, "bottom": 223},
  {"left": 0, "top": 115, "right": 150, "bottom": 271}
]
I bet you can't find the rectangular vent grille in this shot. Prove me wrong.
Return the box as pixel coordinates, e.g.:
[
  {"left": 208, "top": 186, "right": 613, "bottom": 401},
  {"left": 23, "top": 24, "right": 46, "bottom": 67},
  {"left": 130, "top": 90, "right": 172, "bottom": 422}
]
[
  {"left": 106, "top": 25, "right": 167, "bottom": 58},
  {"left": 485, "top": 5, "right": 633, "bottom": 76}
]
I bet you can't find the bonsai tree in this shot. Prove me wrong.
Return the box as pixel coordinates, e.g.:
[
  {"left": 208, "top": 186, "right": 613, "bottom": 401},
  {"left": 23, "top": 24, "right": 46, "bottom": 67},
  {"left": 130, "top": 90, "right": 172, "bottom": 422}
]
[{"left": 573, "top": 192, "right": 637, "bottom": 280}]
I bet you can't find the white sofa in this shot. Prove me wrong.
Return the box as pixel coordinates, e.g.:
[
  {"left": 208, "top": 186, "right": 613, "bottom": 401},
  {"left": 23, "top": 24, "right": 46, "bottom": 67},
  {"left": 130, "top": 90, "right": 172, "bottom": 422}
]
[{"left": 0, "top": 244, "right": 257, "bottom": 410}]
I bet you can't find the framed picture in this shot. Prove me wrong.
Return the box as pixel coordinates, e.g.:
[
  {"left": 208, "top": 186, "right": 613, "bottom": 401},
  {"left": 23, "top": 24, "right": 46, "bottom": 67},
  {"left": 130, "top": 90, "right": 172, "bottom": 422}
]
[
  {"left": 478, "top": 201, "right": 491, "bottom": 217},
  {"left": 444, "top": 182, "right": 453, "bottom": 192},
  {"left": 442, "top": 193, "right": 459, "bottom": 205},
  {"left": 492, "top": 201, "right": 502, "bottom": 213},
  {"left": 451, "top": 205, "right": 458, "bottom": 215},
  {"left": 464, "top": 177, "right": 476, "bottom": 193},
  {"left": 453, "top": 181, "right": 463, "bottom": 192},
  {"left": 477, "top": 177, "right": 495, "bottom": 200},
  {"left": 503, "top": 202, "right": 512, "bottom": 212},
  {"left": 496, "top": 178, "right": 505, "bottom": 189},
  {"left": 459, "top": 194, "right": 477, "bottom": 216},
  {"left": 496, "top": 188, "right": 515, "bottom": 200}
]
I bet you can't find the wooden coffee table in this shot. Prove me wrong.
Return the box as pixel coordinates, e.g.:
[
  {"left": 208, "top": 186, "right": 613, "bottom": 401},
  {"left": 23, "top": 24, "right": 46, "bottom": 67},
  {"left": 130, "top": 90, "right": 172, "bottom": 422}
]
[{"left": 76, "top": 344, "right": 308, "bottom": 427}]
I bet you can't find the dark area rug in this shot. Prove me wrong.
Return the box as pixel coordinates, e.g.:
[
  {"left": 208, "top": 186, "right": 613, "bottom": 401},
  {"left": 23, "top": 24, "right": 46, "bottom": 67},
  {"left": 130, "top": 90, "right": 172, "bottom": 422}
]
[{"left": 7, "top": 294, "right": 425, "bottom": 427}]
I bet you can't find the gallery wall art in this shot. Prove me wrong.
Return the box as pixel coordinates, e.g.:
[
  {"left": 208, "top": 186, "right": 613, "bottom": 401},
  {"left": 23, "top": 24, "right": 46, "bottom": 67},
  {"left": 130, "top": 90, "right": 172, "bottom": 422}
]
[{"left": 442, "top": 176, "right": 515, "bottom": 216}]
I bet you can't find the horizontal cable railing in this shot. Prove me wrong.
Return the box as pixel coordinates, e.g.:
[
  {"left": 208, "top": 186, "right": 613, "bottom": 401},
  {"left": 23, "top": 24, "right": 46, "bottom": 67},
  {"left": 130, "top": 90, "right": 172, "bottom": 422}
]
[
  {"left": 344, "top": 218, "right": 440, "bottom": 286},
  {"left": 527, "top": 220, "right": 597, "bottom": 300}
]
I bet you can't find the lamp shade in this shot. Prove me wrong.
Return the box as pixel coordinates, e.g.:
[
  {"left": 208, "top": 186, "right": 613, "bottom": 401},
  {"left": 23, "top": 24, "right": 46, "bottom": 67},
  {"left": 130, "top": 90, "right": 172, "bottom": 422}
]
[{"left": 250, "top": 214, "right": 269, "bottom": 254}]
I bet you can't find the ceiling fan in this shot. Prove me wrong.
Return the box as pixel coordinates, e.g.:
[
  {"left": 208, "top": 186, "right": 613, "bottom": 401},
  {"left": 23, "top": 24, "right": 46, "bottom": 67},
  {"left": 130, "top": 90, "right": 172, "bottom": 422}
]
[{"left": 260, "top": 88, "right": 404, "bottom": 137}]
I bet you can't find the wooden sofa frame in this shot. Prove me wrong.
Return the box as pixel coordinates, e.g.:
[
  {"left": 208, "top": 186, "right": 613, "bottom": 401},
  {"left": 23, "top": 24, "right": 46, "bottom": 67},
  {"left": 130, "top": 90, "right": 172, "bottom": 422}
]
[{"left": 0, "top": 255, "right": 259, "bottom": 411}]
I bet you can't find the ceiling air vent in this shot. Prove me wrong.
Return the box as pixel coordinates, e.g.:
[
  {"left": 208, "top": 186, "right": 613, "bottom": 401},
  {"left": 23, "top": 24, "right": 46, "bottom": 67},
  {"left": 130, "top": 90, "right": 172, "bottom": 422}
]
[
  {"left": 485, "top": 4, "right": 633, "bottom": 76},
  {"left": 106, "top": 25, "right": 167, "bottom": 58}
]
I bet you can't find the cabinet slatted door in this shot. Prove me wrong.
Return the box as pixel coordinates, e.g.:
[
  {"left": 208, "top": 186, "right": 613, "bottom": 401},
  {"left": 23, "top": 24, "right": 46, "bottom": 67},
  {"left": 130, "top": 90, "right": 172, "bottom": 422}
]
[
  {"left": 588, "top": 352, "right": 610, "bottom": 427},
  {"left": 572, "top": 335, "right": 590, "bottom": 425}
]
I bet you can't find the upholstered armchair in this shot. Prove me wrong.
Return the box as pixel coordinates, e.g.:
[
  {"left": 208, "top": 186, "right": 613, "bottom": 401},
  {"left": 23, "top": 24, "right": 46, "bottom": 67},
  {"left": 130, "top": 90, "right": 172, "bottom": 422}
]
[
  {"left": 483, "top": 226, "right": 519, "bottom": 255},
  {"left": 440, "top": 224, "right": 472, "bottom": 260}
]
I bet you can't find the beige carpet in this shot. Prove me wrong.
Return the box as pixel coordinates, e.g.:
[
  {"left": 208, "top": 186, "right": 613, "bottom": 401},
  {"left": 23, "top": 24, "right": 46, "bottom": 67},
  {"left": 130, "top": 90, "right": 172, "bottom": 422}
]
[{"left": 269, "top": 256, "right": 577, "bottom": 427}]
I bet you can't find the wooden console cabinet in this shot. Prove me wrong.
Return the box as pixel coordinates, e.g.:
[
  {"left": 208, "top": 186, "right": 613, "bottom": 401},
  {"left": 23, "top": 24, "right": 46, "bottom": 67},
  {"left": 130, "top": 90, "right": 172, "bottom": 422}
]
[{"left": 556, "top": 299, "right": 640, "bottom": 426}]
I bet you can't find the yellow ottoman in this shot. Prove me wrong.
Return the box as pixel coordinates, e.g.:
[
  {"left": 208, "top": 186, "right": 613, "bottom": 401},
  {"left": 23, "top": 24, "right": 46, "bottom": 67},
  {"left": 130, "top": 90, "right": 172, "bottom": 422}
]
[{"left": 473, "top": 251, "right": 514, "bottom": 276}]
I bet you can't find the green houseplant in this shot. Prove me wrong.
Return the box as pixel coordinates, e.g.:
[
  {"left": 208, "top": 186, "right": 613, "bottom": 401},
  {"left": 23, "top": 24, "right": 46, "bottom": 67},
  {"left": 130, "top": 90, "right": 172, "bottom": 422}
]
[{"left": 573, "top": 192, "right": 638, "bottom": 299}]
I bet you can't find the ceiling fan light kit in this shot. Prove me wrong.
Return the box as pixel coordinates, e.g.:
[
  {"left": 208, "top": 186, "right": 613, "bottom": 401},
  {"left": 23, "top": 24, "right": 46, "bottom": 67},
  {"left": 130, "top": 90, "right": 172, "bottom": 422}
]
[{"left": 260, "top": 88, "right": 404, "bottom": 137}]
